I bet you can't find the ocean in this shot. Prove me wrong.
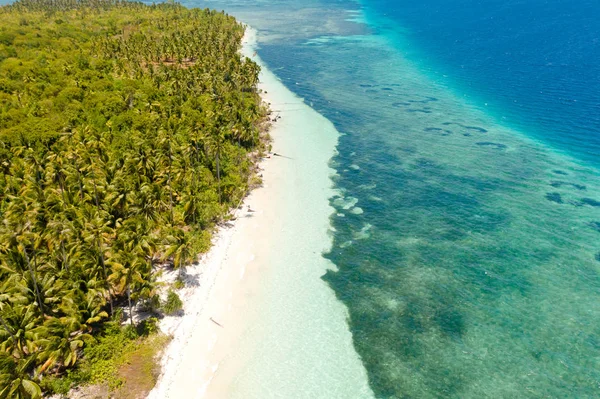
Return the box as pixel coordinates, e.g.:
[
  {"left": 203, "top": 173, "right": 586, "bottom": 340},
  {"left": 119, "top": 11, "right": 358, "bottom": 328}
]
[
  {"left": 363, "top": 0, "right": 600, "bottom": 166},
  {"left": 178, "top": 0, "right": 600, "bottom": 397}
]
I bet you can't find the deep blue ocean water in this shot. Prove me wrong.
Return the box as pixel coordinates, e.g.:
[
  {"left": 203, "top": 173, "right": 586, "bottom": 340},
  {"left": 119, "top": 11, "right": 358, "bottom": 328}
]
[
  {"left": 363, "top": 0, "right": 600, "bottom": 166},
  {"left": 182, "top": 0, "right": 600, "bottom": 397}
]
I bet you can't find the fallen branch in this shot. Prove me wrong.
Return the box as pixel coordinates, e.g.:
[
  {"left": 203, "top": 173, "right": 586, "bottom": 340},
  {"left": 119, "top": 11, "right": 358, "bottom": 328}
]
[{"left": 210, "top": 317, "right": 223, "bottom": 328}]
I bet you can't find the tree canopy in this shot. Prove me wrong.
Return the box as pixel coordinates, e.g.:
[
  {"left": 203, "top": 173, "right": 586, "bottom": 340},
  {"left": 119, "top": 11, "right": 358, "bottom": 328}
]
[{"left": 0, "top": 0, "right": 267, "bottom": 396}]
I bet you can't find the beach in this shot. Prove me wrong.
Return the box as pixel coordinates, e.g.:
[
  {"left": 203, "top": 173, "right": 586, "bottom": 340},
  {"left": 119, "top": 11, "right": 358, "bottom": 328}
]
[{"left": 147, "top": 27, "right": 373, "bottom": 399}]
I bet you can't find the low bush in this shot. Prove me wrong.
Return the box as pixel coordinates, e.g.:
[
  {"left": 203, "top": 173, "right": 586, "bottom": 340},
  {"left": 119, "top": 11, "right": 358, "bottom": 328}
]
[{"left": 162, "top": 290, "right": 183, "bottom": 315}]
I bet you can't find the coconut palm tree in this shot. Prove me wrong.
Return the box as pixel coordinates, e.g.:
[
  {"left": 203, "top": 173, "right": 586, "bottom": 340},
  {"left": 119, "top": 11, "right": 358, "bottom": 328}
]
[
  {"left": 163, "top": 227, "right": 195, "bottom": 280},
  {"left": 0, "top": 0, "right": 267, "bottom": 389},
  {"left": 0, "top": 352, "right": 42, "bottom": 399},
  {"left": 38, "top": 317, "right": 92, "bottom": 373}
]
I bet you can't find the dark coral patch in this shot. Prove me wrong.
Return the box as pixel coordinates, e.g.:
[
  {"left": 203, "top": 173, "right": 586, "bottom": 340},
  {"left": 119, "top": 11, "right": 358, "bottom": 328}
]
[
  {"left": 414, "top": 158, "right": 440, "bottom": 170},
  {"left": 579, "top": 198, "right": 600, "bottom": 207},
  {"left": 465, "top": 125, "right": 488, "bottom": 133},
  {"left": 434, "top": 306, "right": 465, "bottom": 340},
  {"left": 407, "top": 108, "right": 432, "bottom": 114},
  {"left": 476, "top": 142, "right": 507, "bottom": 150},
  {"left": 442, "top": 122, "right": 488, "bottom": 133},
  {"left": 549, "top": 181, "right": 586, "bottom": 190},
  {"left": 424, "top": 127, "right": 452, "bottom": 136},
  {"left": 595, "top": 252, "right": 600, "bottom": 262},
  {"left": 553, "top": 169, "right": 569, "bottom": 175},
  {"left": 588, "top": 221, "right": 600, "bottom": 232},
  {"left": 545, "top": 192, "right": 563, "bottom": 204},
  {"left": 408, "top": 96, "right": 438, "bottom": 104}
]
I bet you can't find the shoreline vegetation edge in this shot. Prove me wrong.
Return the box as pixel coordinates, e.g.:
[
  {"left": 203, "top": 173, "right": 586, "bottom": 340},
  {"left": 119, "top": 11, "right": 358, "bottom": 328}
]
[
  {"left": 146, "top": 26, "right": 286, "bottom": 399},
  {"left": 147, "top": 25, "right": 375, "bottom": 399}
]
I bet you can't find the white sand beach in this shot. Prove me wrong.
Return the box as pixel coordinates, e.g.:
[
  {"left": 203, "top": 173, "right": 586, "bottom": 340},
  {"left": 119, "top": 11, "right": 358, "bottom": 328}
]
[{"left": 147, "top": 27, "right": 373, "bottom": 399}]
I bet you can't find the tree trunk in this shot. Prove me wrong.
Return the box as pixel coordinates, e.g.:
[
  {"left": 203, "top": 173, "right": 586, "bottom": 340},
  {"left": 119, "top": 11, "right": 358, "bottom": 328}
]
[
  {"left": 97, "top": 235, "right": 113, "bottom": 314},
  {"left": 178, "top": 262, "right": 184, "bottom": 280},
  {"left": 195, "top": 141, "right": 201, "bottom": 166},
  {"left": 0, "top": 315, "right": 16, "bottom": 343},
  {"left": 216, "top": 147, "right": 221, "bottom": 204},
  {"left": 61, "top": 241, "right": 69, "bottom": 273},
  {"left": 168, "top": 143, "right": 174, "bottom": 224},
  {"left": 93, "top": 179, "right": 100, "bottom": 208},
  {"left": 77, "top": 169, "right": 84, "bottom": 201},
  {"left": 127, "top": 284, "right": 133, "bottom": 327},
  {"left": 59, "top": 174, "right": 67, "bottom": 205},
  {"left": 97, "top": 236, "right": 106, "bottom": 279},
  {"left": 23, "top": 248, "right": 44, "bottom": 317}
]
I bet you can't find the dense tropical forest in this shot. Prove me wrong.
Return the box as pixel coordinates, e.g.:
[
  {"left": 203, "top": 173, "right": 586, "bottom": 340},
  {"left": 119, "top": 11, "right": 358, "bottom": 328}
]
[{"left": 0, "top": 0, "right": 267, "bottom": 397}]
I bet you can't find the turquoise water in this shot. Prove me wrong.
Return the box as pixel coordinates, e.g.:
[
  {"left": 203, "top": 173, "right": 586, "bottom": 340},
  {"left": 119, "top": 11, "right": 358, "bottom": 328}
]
[
  {"left": 184, "top": 0, "right": 600, "bottom": 396},
  {"left": 361, "top": 0, "right": 600, "bottom": 167}
]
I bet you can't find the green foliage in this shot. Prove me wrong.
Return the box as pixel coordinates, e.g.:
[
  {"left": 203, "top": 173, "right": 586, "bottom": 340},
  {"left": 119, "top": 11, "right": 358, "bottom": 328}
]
[
  {"left": 41, "top": 322, "right": 167, "bottom": 395},
  {"left": 139, "top": 293, "right": 161, "bottom": 313},
  {"left": 0, "top": 0, "right": 268, "bottom": 397},
  {"left": 173, "top": 279, "right": 185, "bottom": 290},
  {"left": 39, "top": 375, "right": 72, "bottom": 396},
  {"left": 69, "top": 324, "right": 131, "bottom": 389},
  {"left": 162, "top": 290, "right": 183, "bottom": 315},
  {"left": 138, "top": 317, "right": 159, "bottom": 336},
  {"left": 38, "top": 368, "right": 88, "bottom": 395},
  {"left": 0, "top": 352, "right": 42, "bottom": 398}
]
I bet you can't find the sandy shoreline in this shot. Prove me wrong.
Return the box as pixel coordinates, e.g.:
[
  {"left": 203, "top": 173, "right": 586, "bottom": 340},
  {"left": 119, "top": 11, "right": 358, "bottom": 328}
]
[
  {"left": 148, "top": 28, "right": 279, "bottom": 399},
  {"left": 148, "top": 26, "right": 373, "bottom": 399}
]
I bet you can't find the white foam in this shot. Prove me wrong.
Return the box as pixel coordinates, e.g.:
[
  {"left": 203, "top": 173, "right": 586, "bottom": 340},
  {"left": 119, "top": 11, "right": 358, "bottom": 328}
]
[
  {"left": 333, "top": 196, "right": 359, "bottom": 210},
  {"left": 353, "top": 223, "right": 373, "bottom": 240}
]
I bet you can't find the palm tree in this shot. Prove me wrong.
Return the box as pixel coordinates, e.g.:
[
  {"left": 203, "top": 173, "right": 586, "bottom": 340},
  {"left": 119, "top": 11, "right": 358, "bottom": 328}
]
[
  {"left": 163, "top": 227, "right": 195, "bottom": 280},
  {"left": 0, "top": 1, "right": 267, "bottom": 386},
  {"left": 109, "top": 217, "right": 154, "bottom": 326},
  {"left": 0, "top": 299, "right": 43, "bottom": 361},
  {"left": 203, "top": 120, "right": 227, "bottom": 205},
  {"left": 20, "top": 246, "right": 45, "bottom": 319},
  {"left": 38, "top": 317, "right": 92, "bottom": 373},
  {"left": 0, "top": 352, "right": 42, "bottom": 399},
  {"left": 81, "top": 207, "right": 114, "bottom": 313}
]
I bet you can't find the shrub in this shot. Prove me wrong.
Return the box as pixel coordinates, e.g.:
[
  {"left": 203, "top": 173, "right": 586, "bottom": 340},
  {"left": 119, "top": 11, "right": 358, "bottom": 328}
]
[
  {"left": 139, "top": 317, "right": 160, "bottom": 336},
  {"left": 162, "top": 290, "right": 183, "bottom": 315},
  {"left": 173, "top": 279, "right": 185, "bottom": 290},
  {"left": 39, "top": 370, "right": 87, "bottom": 395}
]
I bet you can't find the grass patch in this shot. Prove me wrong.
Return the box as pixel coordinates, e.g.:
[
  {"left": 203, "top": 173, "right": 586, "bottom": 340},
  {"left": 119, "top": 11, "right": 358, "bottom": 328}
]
[
  {"left": 173, "top": 278, "right": 185, "bottom": 290},
  {"left": 41, "top": 318, "right": 170, "bottom": 398},
  {"left": 162, "top": 290, "right": 183, "bottom": 315},
  {"left": 115, "top": 333, "right": 170, "bottom": 399}
]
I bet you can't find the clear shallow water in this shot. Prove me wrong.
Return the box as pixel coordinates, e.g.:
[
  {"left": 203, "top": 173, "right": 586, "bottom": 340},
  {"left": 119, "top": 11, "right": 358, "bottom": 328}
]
[
  {"left": 175, "top": 0, "right": 600, "bottom": 397},
  {"left": 211, "top": 32, "right": 373, "bottom": 399}
]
